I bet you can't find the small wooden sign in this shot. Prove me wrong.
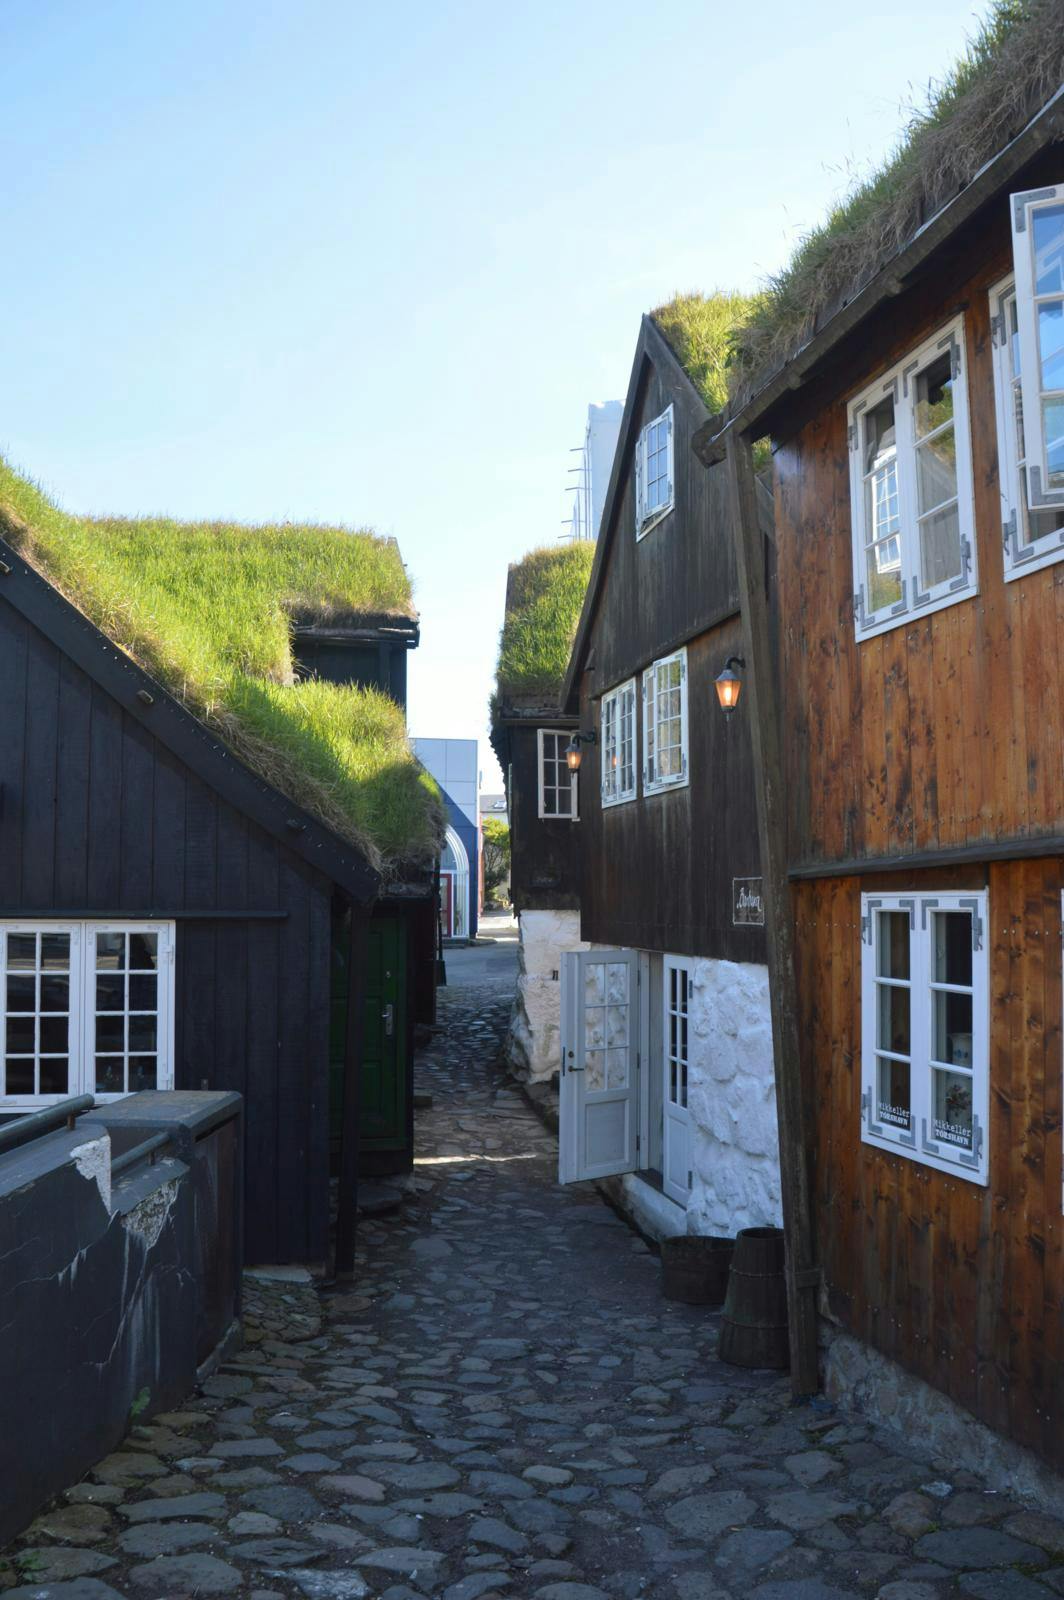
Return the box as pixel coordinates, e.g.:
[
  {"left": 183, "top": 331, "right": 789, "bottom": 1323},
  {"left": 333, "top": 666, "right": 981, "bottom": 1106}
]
[{"left": 733, "top": 877, "right": 765, "bottom": 926}]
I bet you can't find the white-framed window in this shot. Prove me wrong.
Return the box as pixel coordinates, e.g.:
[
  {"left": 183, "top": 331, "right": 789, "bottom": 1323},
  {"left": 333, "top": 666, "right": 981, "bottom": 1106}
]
[
  {"left": 538, "top": 729, "right": 578, "bottom": 821},
  {"left": 1009, "top": 186, "right": 1064, "bottom": 523},
  {"left": 860, "top": 892, "right": 988, "bottom": 1184},
  {"left": 662, "top": 954, "right": 691, "bottom": 1206},
  {"left": 991, "top": 275, "right": 1064, "bottom": 578},
  {"left": 0, "top": 921, "right": 175, "bottom": 1110},
  {"left": 642, "top": 648, "right": 688, "bottom": 794},
  {"left": 848, "top": 316, "right": 977, "bottom": 639},
  {"left": 635, "top": 404, "right": 674, "bottom": 538},
  {"left": 600, "top": 678, "right": 638, "bottom": 807}
]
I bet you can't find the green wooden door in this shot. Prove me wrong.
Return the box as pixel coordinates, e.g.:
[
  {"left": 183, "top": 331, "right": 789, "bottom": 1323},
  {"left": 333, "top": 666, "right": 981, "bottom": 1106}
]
[{"left": 329, "top": 914, "right": 407, "bottom": 1159}]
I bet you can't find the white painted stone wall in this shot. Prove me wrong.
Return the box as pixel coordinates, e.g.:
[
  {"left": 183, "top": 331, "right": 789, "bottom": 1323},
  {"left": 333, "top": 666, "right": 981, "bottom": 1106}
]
[
  {"left": 507, "top": 909, "right": 588, "bottom": 1083},
  {"left": 685, "top": 958, "right": 782, "bottom": 1237}
]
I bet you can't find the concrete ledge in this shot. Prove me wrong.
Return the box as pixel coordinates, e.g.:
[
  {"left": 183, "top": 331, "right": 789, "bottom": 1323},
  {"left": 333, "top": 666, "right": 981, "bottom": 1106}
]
[
  {"left": 823, "top": 1323, "right": 1064, "bottom": 1513},
  {"left": 599, "top": 1172, "right": 687, "bottom": 1246}
]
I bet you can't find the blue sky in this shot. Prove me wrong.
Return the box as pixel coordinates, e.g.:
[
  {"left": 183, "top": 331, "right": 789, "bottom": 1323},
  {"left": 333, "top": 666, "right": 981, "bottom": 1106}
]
[{"left": 2, "top": 0, "right": 985, "bottom": 789}]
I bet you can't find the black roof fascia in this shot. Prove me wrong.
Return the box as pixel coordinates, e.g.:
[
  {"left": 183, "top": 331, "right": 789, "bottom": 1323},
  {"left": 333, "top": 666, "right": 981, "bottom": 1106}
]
[
  {"left": 0, "top": 540, "right": 380, "bottom": 904},
  {"left": 292, "top": 617, "right": 420, "bottom": 649},
  {"left": 694, "top": 84, "right": 1064, "bottom": 464}
]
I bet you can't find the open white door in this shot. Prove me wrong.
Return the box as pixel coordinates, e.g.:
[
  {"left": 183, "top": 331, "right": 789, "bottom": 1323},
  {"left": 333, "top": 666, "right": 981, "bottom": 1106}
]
[
  {"left": 662, "top": 956, "right": 691, "bottom": 1206},
  {"left": 559, "top": 949, "right": 639, "bottom": 1183}
]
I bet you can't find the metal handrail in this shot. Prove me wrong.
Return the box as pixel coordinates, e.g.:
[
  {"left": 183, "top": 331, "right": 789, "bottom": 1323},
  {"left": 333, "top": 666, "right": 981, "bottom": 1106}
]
[
  {"left": 110, "top": 1131, "right": 172, "bottom": 1179},
  {"left": 0, "top": 1095, "right": 95, "bottom": 1157}
]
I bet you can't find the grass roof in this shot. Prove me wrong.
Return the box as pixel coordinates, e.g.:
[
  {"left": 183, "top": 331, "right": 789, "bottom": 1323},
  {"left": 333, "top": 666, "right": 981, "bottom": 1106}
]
[
  {"left": 0, "top": 457, "right": 444, "bottom": 876},
  {"left": 493, "top": 542, "right": 595, "bottom": 714},
  {"left": 651, "top": 292, "right": 766, "bottom": 413},
  {"left": 730, "top": 0, "right": 1064, "bottom": 398}
]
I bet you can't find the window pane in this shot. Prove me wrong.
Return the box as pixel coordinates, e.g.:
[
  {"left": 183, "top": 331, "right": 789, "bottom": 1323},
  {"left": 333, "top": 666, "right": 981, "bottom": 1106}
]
[
  {"left": 556, "top": 786, "right": 571, "bottom": 817},
  {"left": 6, "top": 935, "right": 36, "bottom": 971},
  {"left": 40, "top": 934, "right": 70, "bottom": 971},
  {"left": 877, "top": 913, "right": 910, "bottom": 979},
  {"left": 914, "top": 354, "right": 954, "bottom": 439},
  {"left": 96, "top": 1057, "right": 124, "bottom": 1093},
  {"left": 584, "top": 1005, "right": 605, "bottom": 1049},
  {"left": 866, "top": 459, "right": 901, "bottom": 547},
  {"left": 919, "top": 501, "right": 962, "bottom": 588},
  {"left": 129, "top": 1015, "right": 157, "bottom": 1052},
  {"left": 96, "top": 974, "right": 124, "bottom": 1011},
  {"left": 6, "top": 975, "right": 35, "bottom": 1012},
  {"left": 606, "top": 1049, "right": 627, "bottom": 1090},
  {"left": 96, "top": 933, "right": 126, "bottom": 970},
  {"left": 129, "top": 974, "right": 157, "bottom": 1012},
  {"left": 128, "top": 933, "right": 158, "bottom": 970},
  {"left": 585, "top": 1049, "right": 605, "bottom": 1091},
  {"left": 6, "top": 1058, "right": 33, "bottom": 1093},
  {"left": 933, "top": 912, "right": 973, "bottom": 987},
  {"left": 866, "top": 545, "right": 903, "bottom": 612},
  {"left": 39, "top": 1016, "right": 68, "bottom": 1053},
  {"left": 129, "top": 1056, "right": 157, "bottom": 1092},
  {"left": 877, "top": 1056, "right": 911, "bottom": 1130},
  {"left": 876, "top": 983, "right": 910, "bottom": 1056},
  {"left": 1037, "top": 300, "right": 1064, "bottom": 391},
  {"left": 606, "top": 1004, "right": 628, "bottom": 1047},
  {"left": 96, "top": 1014, "right": 125, "bottom": 1051},
  {"left": 39, "top": 1057, "right": 69, "bottom": 1095},
  {"left": 606, "top": 962, "right": 628, "bottom": 1004},
  {"left": 863, "top": 396, "right": 896, "bottom": 473},
  {"left": 1033, "top": 202, "right": 1064, "bottom": 296},
  {"left": 916, "top": 426, "right": 957, "bottom": 513},
  {"left": 1043, "top": 398, "right": 1064, "bottom": 489},
  {"left": 6, "top": 1016, "right": 34, "bottom": 1052},
  {"left": 933, "top": 989, "right": 974, "bottom": 1066},
  {"left": 40, "top": 975, "right": 69, "bottom": 1012},
  {"left": 933, "top": 1068, "right": 974, "bottom": 1150}
]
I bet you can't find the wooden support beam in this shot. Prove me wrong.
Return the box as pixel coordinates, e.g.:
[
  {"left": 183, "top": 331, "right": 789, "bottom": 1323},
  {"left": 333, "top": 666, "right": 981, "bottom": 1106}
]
[
  {"left": 333, "top": 904, "right": 370, "bottom": 1283},
  {"left": 724, "top": 433, "right": 819, "bottom": 1397}
]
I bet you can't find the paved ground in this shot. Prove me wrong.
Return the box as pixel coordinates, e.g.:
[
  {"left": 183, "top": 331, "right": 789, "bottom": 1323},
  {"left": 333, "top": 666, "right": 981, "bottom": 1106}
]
[{"left": 7, "top": 975, "right": 1064, "bottom": 1600}]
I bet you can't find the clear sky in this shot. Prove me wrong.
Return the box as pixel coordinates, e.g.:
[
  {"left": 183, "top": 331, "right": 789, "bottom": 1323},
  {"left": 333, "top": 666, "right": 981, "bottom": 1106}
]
[{"left": 2, "top": 0, "right": 985, "bottom": 791}]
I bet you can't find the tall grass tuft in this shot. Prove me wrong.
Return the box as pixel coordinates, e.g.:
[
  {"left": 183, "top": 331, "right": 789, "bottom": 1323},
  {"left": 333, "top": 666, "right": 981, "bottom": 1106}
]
[{"left": 494, "top": 542, "right": 596, "bottom": 709}]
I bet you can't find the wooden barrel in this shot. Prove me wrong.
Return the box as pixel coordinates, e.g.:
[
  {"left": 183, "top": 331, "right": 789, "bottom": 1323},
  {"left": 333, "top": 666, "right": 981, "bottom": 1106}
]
[
  {"left": 718, "top": 1225, "right": 789, "bottom": 1369},
  {"left": 660, "top": 1235, "right": 734, "bottom": 1306}
]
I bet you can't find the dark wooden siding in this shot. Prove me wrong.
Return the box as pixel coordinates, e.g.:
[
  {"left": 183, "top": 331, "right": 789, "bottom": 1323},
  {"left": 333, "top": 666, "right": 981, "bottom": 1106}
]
[
  {"left": 0, "top": 600, "right": 332, "bottom": 1266},
  {"left": 797, "top": 860, "right": 1064, "bottom": 1469},
  {"left": 577, "top": 348, "right": 763, "bottom": 960},
  {"left": 507, "top": 724, "right": 581, "bottom": 912}
]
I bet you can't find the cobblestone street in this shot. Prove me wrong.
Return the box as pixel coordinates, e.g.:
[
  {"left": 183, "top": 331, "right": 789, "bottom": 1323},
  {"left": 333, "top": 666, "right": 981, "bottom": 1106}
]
[{"left": 7, "top": 965, "right": 1064, "bottom": 1600}]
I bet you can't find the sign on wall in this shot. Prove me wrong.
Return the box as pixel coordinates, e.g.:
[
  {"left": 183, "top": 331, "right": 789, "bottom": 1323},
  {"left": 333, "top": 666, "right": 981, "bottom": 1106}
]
[{"left": 732, "top": 877, "right": 765, "bottom": 926}]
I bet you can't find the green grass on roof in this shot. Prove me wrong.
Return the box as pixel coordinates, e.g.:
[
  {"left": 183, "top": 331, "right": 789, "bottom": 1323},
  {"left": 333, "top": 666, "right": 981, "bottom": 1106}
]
[
  {"left": 494, "top": 542, "right": 595, "bottom": 709},
  {"left": 730, "top": 0, "right": 1064, "bottom": 397},
  {"left": 651, "top": 292, "right": 766, "bottom": 414},
  {"left": 0, "top": 458, "right": 443, "bottom": 874}
]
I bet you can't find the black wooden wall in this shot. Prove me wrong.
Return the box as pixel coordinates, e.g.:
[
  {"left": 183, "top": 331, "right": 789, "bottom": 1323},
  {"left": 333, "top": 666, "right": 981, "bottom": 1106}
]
[
  {"left": 576, "top": 346, "right": 766, "bottom": 962},
  {"left": 506, "top": 723, "right": 582, "bottom": 912},
  {"left": 0, "top": 599, "right": 333, "bottom": 1266},
  {"left": 294, "top": 635, "right": 409, "bottom": 711}
]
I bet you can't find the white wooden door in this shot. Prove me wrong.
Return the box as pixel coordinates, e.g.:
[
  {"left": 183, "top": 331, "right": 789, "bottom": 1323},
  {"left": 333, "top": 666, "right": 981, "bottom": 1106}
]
[
  {"left": 559, "top": 949, "right": 639, "bottom": 1183},
  {"left": 662, "top": 956, "right": 691, "bottom": 1206}
]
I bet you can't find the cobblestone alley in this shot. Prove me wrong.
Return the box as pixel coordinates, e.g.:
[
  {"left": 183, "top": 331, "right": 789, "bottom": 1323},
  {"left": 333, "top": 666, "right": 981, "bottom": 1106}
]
[{"left": 7, "top": 958, "right": 1064, "bottom": 1600}]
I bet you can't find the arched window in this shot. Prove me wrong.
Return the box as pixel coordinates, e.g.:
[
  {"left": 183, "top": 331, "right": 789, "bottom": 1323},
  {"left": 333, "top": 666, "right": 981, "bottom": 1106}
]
[{"left": 440, "top": 827, "right": 469, "bottom": 939}]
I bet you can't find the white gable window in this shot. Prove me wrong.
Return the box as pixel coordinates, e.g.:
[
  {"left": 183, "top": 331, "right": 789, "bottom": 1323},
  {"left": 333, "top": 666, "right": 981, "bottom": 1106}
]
[
  {"left": 538, "top": 729, "right": 578, "bottom": 820},
  {"left": 642, "top": 648, "right": 688, "bottom": 794},
  {"left": 1, "top": 922, "right": 175, "bottom": 1109},
  {"left": 635, "top": 404, "right": 674, "bottom": 538},
  {"left": 990, "top": 275, "right": 1064, "bottom": 578},
  {"left": 848, "top": 316, "right": 977, "bottom": 639},
  {"left": 600, "top": 679, "right": 638, "bottom": 807},
  {"left": 860, "top": 892, "right": 988, "bottom": 1184}
]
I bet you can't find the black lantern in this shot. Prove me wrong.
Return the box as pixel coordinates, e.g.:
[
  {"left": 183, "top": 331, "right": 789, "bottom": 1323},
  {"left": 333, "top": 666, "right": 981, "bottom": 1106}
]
[
  {"left": 715, "top": 656, "right": 745, "bottom": 714},
  {"left": 565, "top": 730, "right": 597, "bottom": 771}
]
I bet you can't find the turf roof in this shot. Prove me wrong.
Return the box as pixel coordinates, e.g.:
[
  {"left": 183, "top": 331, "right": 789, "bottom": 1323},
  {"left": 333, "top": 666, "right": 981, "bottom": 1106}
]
[
  {"left": 493, "top": 542, "right": 595, "bottom": 717},
  {"left": 0, "top": 457, "right": 445, "bottom": 876},
  {"left": 729, "top": 0, "right": 1064, "bottom": 400},
  {"left": 650, "top": 291, "right": 765, "bottom": 414}
]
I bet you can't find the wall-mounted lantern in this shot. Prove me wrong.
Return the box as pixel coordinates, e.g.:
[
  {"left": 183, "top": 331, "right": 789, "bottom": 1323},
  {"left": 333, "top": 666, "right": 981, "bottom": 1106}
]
[
  {"left": 565, "top": 730, "right": 597, "bottom": 771},
  {"left": 714, "top": 656, "right": 746, "bottom": 714}
]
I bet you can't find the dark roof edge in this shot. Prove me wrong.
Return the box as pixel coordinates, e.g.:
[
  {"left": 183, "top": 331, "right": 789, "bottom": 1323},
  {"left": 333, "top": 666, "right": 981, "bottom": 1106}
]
[
  {"left": 0, "top": 539, "right": 381, "bottom": 903},
  {"left": 561, "top": 315, "right": 710, "bottom": 713},
  {"left": 693, "top": 82, "right": 1064, "bottom": 464}
]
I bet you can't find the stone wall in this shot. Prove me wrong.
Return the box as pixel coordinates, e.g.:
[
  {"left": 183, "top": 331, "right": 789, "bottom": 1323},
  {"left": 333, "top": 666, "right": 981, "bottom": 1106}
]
[
  {"left": 686, "top": 957, "right": 782, "bottom": 1237},
  {"left": 506, "top": 909, "right": 588, "bottom": 1084}
]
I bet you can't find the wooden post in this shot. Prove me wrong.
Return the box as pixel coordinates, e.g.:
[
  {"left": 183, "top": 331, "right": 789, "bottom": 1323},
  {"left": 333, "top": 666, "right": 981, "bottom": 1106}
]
[
  {"left": 725, "top": 431, "right": 819, "bottom": 1396},
  {"left": 334, "top": 902, "right": 370, "bottom": 1283}
]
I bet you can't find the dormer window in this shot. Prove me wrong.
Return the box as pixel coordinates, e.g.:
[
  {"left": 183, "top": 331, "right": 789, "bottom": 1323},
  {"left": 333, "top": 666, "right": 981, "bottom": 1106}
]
[{"left": 635, "top": 405, "right": 674, "bottom": 538}]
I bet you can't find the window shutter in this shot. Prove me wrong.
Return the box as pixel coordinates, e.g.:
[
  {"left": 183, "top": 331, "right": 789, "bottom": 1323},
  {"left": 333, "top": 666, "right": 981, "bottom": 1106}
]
[
  {"left": 635, "top": 428, "right": 645, "bottom": 534},
  {"left": 666, "top": 405, "right": 675, "bottom": 505},
  {"left": 1010, "top": 185, "right": 1064, "bottom": 510},
  {"left": 642, "top": 673, "right": 653, "bottom": 788}
]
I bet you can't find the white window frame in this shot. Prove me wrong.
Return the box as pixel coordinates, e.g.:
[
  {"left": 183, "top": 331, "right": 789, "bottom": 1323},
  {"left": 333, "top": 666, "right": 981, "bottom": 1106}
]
[
  {"left": 537, "top": 728, "right": 578, "bottom": 821},
  {"left": 662, "top": 954, "right": 691, "bottom": 1206},
  {"left": 600, "top": 678, "right": 638, "bottom": 808},
  {"left": 642, "top": 648, "right": 688, "bottom": 795},
  {"left": 0, "top": 920, "right": 175, "bottom": 1111},
  {"left": 860, "top": 891, "right": 988, "bottom": 1185},
  {"left": 635, "top": 403, "right": 674, "bottom": 539},
  {"left": 1010, "top": 185, "right": 1064, "bottom": 517},
  {"left": 991, "top": 271, "right": 1064, "bottom": 579},
  {"left": 848, "top": 315, "right": 977, "bottom": 640}
]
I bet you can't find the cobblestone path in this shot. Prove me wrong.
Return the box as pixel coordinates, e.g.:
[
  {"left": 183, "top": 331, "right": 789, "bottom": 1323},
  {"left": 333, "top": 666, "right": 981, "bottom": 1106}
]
[{"left": 7, "top": 977, "right": 1064, "bottom": 1600}]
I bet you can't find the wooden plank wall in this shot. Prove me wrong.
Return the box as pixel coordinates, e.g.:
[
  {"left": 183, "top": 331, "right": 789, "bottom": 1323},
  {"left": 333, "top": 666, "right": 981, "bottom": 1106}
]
[
  {"left": 508, "top": 725, "right": 582, "bottom": 912},
  {"left": 0, "top": 603, "right": 333, "bottom": 1266}
]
